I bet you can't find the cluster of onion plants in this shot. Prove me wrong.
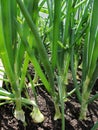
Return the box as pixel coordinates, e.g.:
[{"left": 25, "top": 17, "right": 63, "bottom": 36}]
[
  {"left": 0, "top": 0, "right": 44, "bottom": 124},
  {"left": 0, "top": 0, "right": 98, "bottom": 130}
]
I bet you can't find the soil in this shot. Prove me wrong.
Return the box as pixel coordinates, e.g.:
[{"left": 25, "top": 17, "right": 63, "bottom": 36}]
[{"left": 0, "top": 66, "right": 98, "bottom": 130}]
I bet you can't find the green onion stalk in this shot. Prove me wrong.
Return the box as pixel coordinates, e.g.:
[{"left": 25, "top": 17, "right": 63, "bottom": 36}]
[
  {"left": 79, "top": 0, "right": 98, "bottom": 119},
  {"left": 16, "top": 31, "right": 45, "bottom": 123},
  {"left": 16, "top": 0, "right": 61, "bottom": 121},
  {"left": 0, "top": 0, "right": 45, "bottom": 123},
  {"left": 27, "top": 79, "right": 44, "bottom": 123}
]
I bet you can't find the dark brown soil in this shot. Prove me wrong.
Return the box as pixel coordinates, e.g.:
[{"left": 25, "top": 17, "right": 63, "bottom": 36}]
[
  {"left": 0, "top": 83, "right": 98, "bottom": 130},
  {"left": 0, "top": 63, "right": 98, "bottom": 130}
]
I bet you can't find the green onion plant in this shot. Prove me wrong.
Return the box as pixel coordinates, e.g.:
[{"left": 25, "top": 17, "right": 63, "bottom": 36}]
[
  {"left": 0, "top": 0, "right": 26, "bottom": 122},
  {"left": 0, "top": 0, "right": 98, "bottom": 130},
  {"left": 79, "top": 0, "right": 98, "bottom": 119},
  {"left": 0, "top": 0, "right": 42, "bottom": 123}
]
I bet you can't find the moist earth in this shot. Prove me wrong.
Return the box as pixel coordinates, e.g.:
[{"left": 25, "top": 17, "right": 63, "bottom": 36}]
[{"left": 0, "top": 84, "right": 98, "bottom": 130}]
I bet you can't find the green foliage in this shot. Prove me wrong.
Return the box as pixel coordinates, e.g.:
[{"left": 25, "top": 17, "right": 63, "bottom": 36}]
[{"left": 0, "top": 0, "right": 98, "bottom": 129}]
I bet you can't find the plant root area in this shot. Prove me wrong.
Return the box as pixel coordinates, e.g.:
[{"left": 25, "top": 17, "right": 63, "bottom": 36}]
[{"left": 0, "top": 81, "right": 98, "bottom": 130}]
